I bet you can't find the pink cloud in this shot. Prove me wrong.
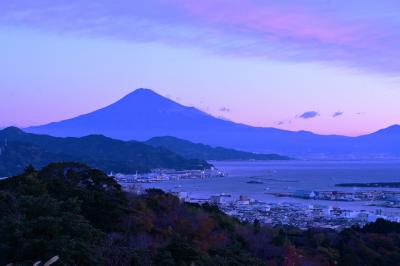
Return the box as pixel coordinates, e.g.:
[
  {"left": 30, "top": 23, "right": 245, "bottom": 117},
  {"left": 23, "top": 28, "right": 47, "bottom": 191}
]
[
  {"left": 1, "top": 0, "right": 400, "bottom": 74},
  {"left": 178, "top": 0, "right": 360, "bottom": 45}
]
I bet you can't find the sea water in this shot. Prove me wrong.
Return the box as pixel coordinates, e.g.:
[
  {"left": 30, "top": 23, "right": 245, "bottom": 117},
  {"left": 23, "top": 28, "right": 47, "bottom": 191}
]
[{"left": 143, "top": 160, "right": 400, "bottom": 211}]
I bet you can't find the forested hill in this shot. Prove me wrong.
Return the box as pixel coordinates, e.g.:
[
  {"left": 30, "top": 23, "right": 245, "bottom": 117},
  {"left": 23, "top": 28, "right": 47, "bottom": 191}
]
[
  {"left": 0, "top": 127, "right": 210, "bottom": 176},
  {"left": 1, "top": 163, "right": 400, "bottom": 265},
  {"left": 146, "top": 136, "right": 291, "bottom": 161}
]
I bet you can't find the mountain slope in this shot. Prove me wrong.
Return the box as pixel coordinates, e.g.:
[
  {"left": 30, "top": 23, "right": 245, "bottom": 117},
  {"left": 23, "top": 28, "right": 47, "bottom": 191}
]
[
  {"left": 0, "top": 127, "right": 211, "bottom": 176},
  {"left": 0, "top": 141, "right": 77, "bottom": 177},
  {"left": 146, "top": 136, "right": 291, "bottom": 161},
  {"left": 26, "top": 88, "right": 400, "bottom": 157},
  {"left": 26, "top": 88, "right": 225, "bottom": 140}
]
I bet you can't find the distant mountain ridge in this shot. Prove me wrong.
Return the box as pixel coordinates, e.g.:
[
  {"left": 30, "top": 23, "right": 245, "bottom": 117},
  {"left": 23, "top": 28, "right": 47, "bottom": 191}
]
[
  {"left": 26, "top": 88, "right": 400, "bottom": 158},
  {"left": 146, "top": 136, "right": 291, "bottom": 161},
  {"left": 366, "top": 124, "right": 400, "bottom": 136},
  {"left": 0, "top": 127, "right": 211, "bottom": 176}
]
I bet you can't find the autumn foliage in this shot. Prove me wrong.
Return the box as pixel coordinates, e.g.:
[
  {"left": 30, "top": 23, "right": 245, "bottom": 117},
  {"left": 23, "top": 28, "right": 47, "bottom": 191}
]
[{"left": 1, "top": 163, "right": 400, "bottom": 265}]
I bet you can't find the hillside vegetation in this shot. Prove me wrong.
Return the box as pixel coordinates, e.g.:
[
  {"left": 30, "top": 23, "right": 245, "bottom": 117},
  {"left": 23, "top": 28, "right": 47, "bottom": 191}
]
[
  {"left": 1, "top": 163, "right": 400, "bottom": 265},
  {"left": 0, "top": 127, "right": 211, "bottom": 176},
  {"left": 146, "top": 136, "right": 291, "bottom": 161}
]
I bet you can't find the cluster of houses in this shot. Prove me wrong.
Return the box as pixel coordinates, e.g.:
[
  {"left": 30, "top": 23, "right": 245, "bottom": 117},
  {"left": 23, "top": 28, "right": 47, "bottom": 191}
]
[
  {"left": 279, "top": 189, "right": 400, "bottom": 202},
  {"left": 114, "top": 172, "right": 400, "bottom": 229},
  {"left": 113, "top": 168, "right": 225, "bottom": 184},
  {"left": 183, "top": 192, "right": 400, "bottom": 229}
]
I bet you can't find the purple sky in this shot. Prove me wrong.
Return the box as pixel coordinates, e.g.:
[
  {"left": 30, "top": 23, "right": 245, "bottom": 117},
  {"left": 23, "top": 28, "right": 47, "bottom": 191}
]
[{"left": 1, "top": 0, "right": 400, "bottom": 136}]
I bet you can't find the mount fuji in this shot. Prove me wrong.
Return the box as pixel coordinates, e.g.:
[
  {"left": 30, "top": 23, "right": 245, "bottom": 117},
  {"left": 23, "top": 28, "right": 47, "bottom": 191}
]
[{"left": 26, "top": 89, "right": 400, "bottom": 158}]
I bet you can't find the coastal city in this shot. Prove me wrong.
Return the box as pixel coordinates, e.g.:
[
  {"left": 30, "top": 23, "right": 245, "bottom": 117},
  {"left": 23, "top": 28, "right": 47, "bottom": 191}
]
[
  {"left": 112, "top": 168, "right": 226, "bottom": 183},
  {"left": 114, "top": 170, "right": 400, "bottom": 230}
]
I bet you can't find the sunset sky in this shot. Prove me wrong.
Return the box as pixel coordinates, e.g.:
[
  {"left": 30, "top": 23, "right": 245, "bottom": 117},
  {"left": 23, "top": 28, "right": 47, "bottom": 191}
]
[{"left": 1, "top": 0, "right": 400, "bottom": 136}]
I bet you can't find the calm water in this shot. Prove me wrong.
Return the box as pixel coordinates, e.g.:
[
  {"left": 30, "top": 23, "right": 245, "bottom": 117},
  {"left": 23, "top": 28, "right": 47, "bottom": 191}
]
[{"left": 143, "top": 160, "right": 400, "bottom": 210}]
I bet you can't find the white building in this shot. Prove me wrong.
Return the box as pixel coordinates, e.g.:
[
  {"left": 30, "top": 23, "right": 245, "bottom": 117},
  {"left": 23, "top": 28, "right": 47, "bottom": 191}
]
[{"left": 211, "top": 193, "right": 234, "bottom": 205}]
